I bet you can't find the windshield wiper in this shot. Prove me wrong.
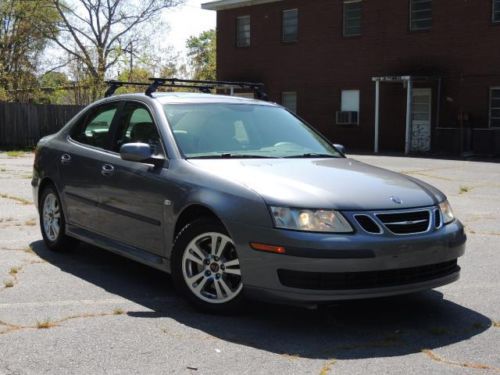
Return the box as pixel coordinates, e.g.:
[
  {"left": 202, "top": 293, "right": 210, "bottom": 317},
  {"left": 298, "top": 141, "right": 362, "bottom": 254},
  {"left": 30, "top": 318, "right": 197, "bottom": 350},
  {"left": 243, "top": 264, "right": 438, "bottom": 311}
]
[
  {"left": 284, "top": 153, "right": 338, "bottom": 158},
  {"left": 189, "top": 153, "right": 273, "bottom": 159}
]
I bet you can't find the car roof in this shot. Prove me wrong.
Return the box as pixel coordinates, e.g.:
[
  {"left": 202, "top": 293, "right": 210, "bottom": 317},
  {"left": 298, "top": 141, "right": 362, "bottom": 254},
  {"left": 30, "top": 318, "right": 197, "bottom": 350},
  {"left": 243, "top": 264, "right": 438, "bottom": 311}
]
[{"left": 104, "top": 92, "right": 275, "bottom": 106}]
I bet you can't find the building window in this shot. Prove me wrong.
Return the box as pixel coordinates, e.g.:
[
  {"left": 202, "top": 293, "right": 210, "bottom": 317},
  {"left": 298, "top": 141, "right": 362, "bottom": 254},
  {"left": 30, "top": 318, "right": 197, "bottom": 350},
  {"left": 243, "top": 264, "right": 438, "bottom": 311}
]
[
  {"left": 494, "top": 0, "right": 500, "bottom": 22},
  {"left": 410, "top": 0, "right": 432, "bottom": 31},
  {"left": 343, "top": 0, "right": 362, "bottom": 37},
  {"left": 236, "top": 15, "right": 250, "bottom": 47},
  {"left": 336, "top": 90, "right": 360, "bottom": 125},
  {"left": 282, "top": 9, "right": 298, "bottom": 42},
  {"left": 282, "top": 92, "right": 297, "bottom": 113},
  {"left": 490, "top": 88, "right": 500, "bottom": 127}
]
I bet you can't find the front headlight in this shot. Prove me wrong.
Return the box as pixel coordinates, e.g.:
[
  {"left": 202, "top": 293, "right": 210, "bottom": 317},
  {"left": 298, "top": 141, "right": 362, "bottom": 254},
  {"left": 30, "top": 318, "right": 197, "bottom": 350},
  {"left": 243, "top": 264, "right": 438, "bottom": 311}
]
[
  {"left": 439, "top": 200, "right": 455, "bottom": 224},
  {"left": 270, "top": 206, "right": 353, "bottom": 233}
]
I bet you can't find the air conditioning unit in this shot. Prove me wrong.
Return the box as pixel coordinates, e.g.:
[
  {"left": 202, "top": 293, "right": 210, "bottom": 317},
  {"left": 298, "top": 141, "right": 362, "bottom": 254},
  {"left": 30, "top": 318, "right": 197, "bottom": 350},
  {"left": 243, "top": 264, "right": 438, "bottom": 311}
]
[{"left": 336, "top": 111, "right": 359, "bottom": 125}]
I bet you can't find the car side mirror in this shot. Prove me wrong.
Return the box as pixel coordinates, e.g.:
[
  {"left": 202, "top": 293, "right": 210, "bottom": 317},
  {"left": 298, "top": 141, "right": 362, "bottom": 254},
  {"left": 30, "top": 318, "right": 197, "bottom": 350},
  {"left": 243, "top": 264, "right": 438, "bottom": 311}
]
[
  {"left": 120, "top": 142, "right": 166, "bottom": 169},
  {"left": 120, "top": 142, "right": 153, "bottom": 162},
  {"left": 333, "top": 143, "right": 346, "bottom": 154}
]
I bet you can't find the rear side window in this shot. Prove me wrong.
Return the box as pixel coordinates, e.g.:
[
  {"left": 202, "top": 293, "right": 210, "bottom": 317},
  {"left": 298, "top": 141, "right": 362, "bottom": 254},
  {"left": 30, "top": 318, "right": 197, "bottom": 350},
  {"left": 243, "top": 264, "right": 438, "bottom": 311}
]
[{"left": 72, "top": 104, "right": 118, "bottom": 149}]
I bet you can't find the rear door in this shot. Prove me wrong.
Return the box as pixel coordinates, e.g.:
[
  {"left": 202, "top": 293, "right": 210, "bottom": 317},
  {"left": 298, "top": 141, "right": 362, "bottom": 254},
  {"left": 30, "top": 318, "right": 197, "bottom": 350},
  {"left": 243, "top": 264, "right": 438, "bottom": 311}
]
[
  {"left": 59, "top": 102, "right": 121, "bottom": 232},
  {"left": 95, "top": 101, "right": 171, "bottom": 256}
]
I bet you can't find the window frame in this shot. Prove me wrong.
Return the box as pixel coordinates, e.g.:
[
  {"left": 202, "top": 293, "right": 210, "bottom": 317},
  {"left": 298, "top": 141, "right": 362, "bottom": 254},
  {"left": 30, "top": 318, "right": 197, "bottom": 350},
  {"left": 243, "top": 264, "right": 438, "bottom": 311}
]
[
  {"left": 337, "top": 89, "right": 360, "bottom": 126},
  {"left": 343, "top": 0, "right": 362, "bottom": 37},
  {"left": 489, "top": 87, "right": 500, "bottom": 128},
  {"left": 409, "top": 0, "right": 432, "bottom": 32},
  {"left": 282, "top": 8, "right": 298, "bottom": 43},
  {"left": 493, "top": 0, "right": 500, "bottom": 23},
  {"left": 69, "top": 101, "right": 122, "bottom": 152},
  {"left": 281, "top": 91, "right": 297, "bottom": 114},
  {"left": 235, "top": 15, "right": 251, "bottom": 48}
]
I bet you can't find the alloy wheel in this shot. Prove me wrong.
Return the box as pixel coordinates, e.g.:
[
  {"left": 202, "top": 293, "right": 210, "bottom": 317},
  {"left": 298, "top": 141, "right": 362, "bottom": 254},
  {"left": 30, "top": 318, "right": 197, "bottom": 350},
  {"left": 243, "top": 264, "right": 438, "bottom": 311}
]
[
  {"left": 42, "top": 192, "right": 61, "bottom": 242},
  {"left": 181, "top": 232, "right": 242, "bottom": 304}
]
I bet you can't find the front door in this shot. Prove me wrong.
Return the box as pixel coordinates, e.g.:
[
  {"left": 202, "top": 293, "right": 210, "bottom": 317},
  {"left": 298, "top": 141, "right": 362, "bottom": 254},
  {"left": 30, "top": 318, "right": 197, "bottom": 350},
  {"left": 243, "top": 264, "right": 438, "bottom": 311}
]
[
  {"left": 97, "top": 102, "right": 169, "bottom": 256},
  {"left": 411, "top": 88, "right": 432, "bottom": 152}
]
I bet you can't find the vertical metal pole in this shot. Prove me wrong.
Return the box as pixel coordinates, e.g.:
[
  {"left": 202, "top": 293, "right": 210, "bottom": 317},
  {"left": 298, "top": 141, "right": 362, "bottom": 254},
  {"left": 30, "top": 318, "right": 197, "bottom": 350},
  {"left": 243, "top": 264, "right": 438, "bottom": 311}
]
[
  {"left": 374, "top": 80, "right": 380, "bottom": 153},
  {"left": 405, "top": 79, "right": 413, "bottom": 155}
]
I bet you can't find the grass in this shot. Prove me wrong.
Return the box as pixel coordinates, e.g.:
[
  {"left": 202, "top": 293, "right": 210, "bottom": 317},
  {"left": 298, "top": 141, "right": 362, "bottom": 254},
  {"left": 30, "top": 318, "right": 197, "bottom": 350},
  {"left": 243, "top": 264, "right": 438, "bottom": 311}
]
[
  {"left": 3, "top": 280, "right": 14, "bottom": 288},
  {"left": 23, "top": 246, "right": 34, "bottom": 254},
  {"left": 0, "top": 168, "right": 6, "bottom": 172},
  {"left": 9, "top": 267, "right": 19, "bottom": 275},
  {"left": 459, "top": 185, "right": 471, "bottom": 194},
  {"left": 0, "top": 193, "right": 32, "bottom": 205},
  {"left": 36, "top": 319, "right": 56, "bottom": 329},
  {"left": 24, "top": 218, "right": 37, "bottom": 226},
  {"left": 113, "top": 308, "right": 125, "bottom": 315},
  {"left": 319, "top": 360, "right": 337, "bottom": 375},
  {"left": 493, "top": 321, "right": 500, "bottom": 328},
  {"left": 5, "top": 151, "right": 27, "bottom": 158}
]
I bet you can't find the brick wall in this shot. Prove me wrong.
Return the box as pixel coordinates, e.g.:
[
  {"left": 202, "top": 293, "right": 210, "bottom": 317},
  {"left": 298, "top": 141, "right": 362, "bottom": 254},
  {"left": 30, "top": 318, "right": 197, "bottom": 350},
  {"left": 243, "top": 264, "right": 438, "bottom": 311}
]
[{"left": 216, "top": 0, "right": 500, "bottom": 154}]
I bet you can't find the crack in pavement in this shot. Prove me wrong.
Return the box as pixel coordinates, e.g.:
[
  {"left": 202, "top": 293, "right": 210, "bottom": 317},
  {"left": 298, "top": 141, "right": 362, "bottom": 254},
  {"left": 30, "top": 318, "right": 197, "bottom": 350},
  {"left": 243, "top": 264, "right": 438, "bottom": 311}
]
[
  {"left": 319, "top": 359, "right": 337, "bottom": 375},
  {"left": 0, "top": 259, "right": 46, "bottom": 292},
  {"left": 0, "top": 310, "right": 128, "bottom": 336},
  {"left": 0, "top": 194, "right": 32, "bottom": 205},
  {"left": 422, "top": 349, "right": 500, "bottom": 373}
]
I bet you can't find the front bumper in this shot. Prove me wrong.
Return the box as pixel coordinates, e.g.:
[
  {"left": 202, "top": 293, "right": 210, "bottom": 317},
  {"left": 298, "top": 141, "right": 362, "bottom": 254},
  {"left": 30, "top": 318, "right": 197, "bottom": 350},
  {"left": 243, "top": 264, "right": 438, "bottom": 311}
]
[{"left": 228, "top": 219, "right": 466, "bottom": 304}]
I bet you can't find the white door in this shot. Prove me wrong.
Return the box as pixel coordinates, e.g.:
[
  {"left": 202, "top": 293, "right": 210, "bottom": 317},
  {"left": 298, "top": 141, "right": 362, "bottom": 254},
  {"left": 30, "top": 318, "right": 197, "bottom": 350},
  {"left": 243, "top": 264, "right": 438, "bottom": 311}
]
[{"left": 411, "top": 88, "right": 432, "bottom": 152}]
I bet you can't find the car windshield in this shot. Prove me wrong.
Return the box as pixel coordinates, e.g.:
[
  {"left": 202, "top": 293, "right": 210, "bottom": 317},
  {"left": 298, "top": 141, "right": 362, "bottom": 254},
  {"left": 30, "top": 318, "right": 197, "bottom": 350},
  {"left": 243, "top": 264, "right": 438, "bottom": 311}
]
[{"left": 163, "top": 103, "right": 342, "bottom": 159}]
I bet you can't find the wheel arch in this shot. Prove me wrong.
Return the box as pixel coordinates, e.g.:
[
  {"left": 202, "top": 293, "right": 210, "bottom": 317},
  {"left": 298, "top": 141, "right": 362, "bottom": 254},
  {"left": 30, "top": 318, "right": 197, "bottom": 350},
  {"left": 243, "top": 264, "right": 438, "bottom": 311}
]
[
  {"left": 173, "top": 204, "right": 226, "bottom": 243},
  {"left": 38, "top": 177, "right": 56, "bottom": 209}
]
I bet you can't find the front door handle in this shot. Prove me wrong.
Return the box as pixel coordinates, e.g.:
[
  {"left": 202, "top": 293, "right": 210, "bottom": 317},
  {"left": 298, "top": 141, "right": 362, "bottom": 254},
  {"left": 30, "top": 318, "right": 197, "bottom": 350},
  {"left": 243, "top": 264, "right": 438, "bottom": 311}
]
[
  {"left": 101, "top": 164, "right": 115, "bottom": 177},
  {"left": 61, "top": 154, "right": 71, "bottom": 165}
]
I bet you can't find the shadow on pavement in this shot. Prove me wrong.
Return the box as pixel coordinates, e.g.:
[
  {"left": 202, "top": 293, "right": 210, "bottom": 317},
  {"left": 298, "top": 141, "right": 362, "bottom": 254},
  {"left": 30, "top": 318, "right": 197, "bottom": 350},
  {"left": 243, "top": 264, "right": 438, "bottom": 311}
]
[{"left": 31, "top": 240, "right": 491, "bottom": 360}]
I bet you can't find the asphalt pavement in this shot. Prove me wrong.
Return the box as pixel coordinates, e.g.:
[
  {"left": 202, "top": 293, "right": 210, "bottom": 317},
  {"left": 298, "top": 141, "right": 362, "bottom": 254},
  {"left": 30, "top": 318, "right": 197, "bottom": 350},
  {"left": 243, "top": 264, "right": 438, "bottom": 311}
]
[{"left": 0, "top": 152, "right": 498, "bottom": 374}]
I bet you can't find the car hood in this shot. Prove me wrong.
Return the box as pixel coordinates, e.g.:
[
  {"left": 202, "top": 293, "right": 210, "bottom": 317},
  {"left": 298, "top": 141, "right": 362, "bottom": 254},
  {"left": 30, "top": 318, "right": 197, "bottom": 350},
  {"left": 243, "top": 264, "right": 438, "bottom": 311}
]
[{"left": 188, "top": 158, "right": 443, "bottom": 210}]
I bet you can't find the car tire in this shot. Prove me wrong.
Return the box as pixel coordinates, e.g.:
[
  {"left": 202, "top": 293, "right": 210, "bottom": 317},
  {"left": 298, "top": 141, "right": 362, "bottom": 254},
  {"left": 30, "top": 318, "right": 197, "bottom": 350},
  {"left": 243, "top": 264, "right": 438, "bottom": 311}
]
[
  {"left": 171, "top": 218, "right": 245, "bottom": 314},
  {"left": 39, "top": 185, "right": 78, "bottom": 252}
]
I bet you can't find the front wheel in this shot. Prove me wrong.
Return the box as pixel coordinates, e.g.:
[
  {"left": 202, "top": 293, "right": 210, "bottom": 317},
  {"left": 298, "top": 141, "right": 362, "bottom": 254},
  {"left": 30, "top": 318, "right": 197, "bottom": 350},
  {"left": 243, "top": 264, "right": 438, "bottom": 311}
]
[{"left": 171, "top": 219, "right": 244, "bottom": 313}]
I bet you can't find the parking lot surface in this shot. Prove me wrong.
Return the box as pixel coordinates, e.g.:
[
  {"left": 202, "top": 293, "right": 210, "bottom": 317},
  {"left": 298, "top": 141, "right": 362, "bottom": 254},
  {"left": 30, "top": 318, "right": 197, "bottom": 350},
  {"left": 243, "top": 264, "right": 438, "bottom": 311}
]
[{"left": 0, "top": 152, "right": 499, "bottom": 374}]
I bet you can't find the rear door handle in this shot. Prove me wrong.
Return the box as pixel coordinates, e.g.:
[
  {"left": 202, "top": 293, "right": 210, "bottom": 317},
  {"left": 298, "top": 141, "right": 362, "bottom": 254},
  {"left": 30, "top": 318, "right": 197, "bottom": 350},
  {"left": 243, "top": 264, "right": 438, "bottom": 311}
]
[
  {"left": 60, "top": 154, "right": 72, "bottom": 165},
  {"left": 101, "top": 164, "right": 115, "bottom": 177}
]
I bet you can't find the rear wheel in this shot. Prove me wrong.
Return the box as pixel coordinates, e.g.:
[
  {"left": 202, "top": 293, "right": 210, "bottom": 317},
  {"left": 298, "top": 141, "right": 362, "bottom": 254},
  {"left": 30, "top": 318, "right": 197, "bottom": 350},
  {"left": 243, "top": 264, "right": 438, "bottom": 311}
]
[
  {"left": 39, "top": 185, "right": 77, "bottom": 252},
  {"left": 172, "top": 218, "right": 244, "bottom": 313}
]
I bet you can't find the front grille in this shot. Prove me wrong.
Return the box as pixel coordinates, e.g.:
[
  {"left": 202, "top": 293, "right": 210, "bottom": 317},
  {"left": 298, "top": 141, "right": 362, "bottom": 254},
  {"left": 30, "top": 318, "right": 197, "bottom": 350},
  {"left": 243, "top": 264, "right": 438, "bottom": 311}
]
[
  {"left": 434, "top": 209, "right": 442, "bottom": 228},
  {"left": 376, "top": 210, "right": 430, "bottom": 234},
  {"left": 355, "top": 214, "right": 382, "bottom": 234},
  {"left": 278, "top": 260, "right": 459, "bottom": 290}
]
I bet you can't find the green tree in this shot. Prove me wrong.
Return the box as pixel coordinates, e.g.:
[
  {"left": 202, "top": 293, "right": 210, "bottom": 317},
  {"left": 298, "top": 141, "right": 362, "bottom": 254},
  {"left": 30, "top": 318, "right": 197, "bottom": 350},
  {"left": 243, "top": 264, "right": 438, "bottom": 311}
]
[
  {"left": 0, "top": 0, "right": 59, "bottom": 101},
  {"left": 37, "top": 71, "right": 72, "bottom": 104},
  {"left": 186, "top": 29, "right": 216, "bottom": 81}
]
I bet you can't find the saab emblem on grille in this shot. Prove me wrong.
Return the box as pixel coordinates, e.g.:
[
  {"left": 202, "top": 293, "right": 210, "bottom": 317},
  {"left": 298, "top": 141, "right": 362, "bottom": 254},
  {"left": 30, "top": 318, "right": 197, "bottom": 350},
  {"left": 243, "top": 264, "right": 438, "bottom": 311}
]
[{"left": 390, "top": 196, "right": 403, "bottom": 204}]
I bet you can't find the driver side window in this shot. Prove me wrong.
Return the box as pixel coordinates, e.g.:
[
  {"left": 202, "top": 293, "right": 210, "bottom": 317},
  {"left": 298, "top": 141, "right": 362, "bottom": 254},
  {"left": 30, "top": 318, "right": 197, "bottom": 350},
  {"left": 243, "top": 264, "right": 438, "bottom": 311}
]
[{"left": 114, "top": 103, "right": 164, "bottom": 156}]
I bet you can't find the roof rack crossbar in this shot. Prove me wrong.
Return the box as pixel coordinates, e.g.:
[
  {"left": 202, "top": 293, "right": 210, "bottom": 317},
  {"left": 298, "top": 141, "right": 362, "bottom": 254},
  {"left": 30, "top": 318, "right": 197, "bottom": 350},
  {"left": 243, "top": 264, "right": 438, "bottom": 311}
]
[{"left": 104, "top": 77, "right": 267, "bottom": 99}]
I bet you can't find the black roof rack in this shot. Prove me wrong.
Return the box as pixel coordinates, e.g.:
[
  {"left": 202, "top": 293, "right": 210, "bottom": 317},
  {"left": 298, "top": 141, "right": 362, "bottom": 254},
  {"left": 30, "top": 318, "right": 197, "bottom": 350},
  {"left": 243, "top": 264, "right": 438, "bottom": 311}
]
[{"left": 104, "top": 78, "right": 267, "bottom": 100}]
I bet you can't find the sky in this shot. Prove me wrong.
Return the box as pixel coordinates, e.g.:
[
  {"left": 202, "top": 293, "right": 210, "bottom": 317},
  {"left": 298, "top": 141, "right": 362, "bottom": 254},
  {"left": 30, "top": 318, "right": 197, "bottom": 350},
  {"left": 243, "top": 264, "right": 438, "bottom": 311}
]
[{"left": 164, "top": 0, "right": 216, "bottom": 54}]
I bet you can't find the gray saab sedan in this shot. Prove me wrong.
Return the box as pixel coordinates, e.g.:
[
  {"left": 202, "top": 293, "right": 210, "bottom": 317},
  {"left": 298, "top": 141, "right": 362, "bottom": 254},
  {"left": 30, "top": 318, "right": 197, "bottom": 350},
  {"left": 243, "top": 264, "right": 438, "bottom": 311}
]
[{"left": 33, "top": 92, "right": 466, "bottom": 312}]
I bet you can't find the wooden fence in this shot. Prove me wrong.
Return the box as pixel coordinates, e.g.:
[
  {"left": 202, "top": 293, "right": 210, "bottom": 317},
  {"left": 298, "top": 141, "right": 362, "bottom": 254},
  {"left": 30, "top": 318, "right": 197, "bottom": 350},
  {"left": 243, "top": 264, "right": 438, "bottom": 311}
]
[{"left": 0, "top": 102, "right": 84, "bottom": 148}]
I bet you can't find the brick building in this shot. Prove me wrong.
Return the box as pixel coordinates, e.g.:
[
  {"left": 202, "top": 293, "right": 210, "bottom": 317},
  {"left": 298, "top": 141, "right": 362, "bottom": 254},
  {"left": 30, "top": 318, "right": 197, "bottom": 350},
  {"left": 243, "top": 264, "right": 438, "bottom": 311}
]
[{"left": 202, "top": 0, "right": 500, "bottom": 156}]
